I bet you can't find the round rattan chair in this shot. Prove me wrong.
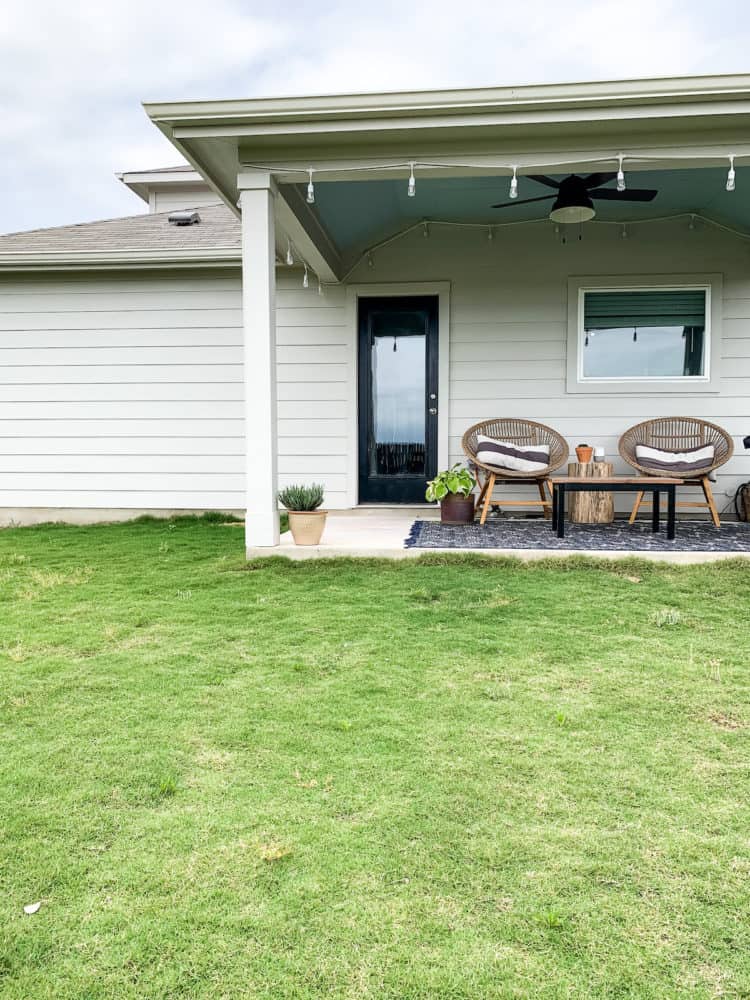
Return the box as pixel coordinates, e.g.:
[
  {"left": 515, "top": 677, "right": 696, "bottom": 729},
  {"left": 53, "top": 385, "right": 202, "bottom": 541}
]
[
  {"left": 618, "top": 417, "right": 734, "bottom": 527},
  {"left": 462, "top": 418, "right": 569, "bottom": 524}
]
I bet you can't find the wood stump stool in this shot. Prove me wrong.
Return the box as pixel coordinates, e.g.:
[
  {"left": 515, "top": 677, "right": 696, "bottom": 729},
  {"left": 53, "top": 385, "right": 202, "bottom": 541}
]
[{"left": 566, "top": 461, "right": 615, "bottom": 524}]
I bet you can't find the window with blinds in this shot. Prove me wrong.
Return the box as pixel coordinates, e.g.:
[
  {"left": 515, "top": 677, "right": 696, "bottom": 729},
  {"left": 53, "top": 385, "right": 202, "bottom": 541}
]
[{"left": 581, "top": 288, "right": 707, "bottom": 379}]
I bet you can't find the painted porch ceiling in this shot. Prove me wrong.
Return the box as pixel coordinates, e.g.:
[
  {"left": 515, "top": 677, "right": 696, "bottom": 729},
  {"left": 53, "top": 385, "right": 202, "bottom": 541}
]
[{"left": 306, "top": 167, "right": 750, "bottom": 260}]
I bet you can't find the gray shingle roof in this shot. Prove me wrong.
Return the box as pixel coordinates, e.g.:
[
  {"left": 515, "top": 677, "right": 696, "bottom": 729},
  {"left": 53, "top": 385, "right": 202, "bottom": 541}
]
[{"left": 0, "top": 204, "right": 240, "bottom": 258}]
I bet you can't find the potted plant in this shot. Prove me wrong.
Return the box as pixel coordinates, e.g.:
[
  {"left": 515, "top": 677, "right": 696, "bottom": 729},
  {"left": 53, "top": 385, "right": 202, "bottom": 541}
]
[
  {"left": 575, "top": 443, "right": 594, "bottom": 463},
  {"left": 425, "top": 464, "right": 477, "bottom": 524},
  {"left": 277, "top": 483, "right": 327, "bottom": 545}
]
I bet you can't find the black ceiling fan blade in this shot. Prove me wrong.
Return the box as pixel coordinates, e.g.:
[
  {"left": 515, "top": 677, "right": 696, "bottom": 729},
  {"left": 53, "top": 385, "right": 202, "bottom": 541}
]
[
  {"left": 526, "top": 174, "right": 561, "bottom": 190},
  {"left": 589, "top": 187, "right": 658, "bottom": 202},
  {"left": 491, "top": 194, "right": 556, "bottom": 209},
  {"left": 582, "top": 172, "right": 616, "bottom": 188}
]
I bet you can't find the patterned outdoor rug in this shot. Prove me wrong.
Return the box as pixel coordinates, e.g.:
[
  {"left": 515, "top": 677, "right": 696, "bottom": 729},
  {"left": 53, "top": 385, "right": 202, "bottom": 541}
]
[{"left": 405, "top": 518, "right": 750, "bottom": 552}]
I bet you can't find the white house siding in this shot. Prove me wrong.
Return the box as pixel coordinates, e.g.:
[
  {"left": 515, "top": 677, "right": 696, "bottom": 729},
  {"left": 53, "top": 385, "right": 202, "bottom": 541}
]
[
  {"left": 150, "top": 186, "right": 224, "bottom": 214},
  {"left": 275, "top": 272, "right": 351, "bottom": 509},
  {"left": 0, "top": 269, "right": 246, "bottom": 514},
  {"left": 1, "top": 219, "right": 748, "bottom": 521}
]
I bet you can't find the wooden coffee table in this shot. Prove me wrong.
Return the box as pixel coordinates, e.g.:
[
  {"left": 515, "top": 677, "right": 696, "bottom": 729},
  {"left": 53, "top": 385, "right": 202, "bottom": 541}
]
[{"left": 550, "top": 476, "right": 681, "bottom": 541}]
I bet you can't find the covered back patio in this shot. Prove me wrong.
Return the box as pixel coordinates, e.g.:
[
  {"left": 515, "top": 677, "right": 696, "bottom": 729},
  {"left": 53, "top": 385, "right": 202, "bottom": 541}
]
[{"left": 145, "top": 75, "right": 750, "bottom": 557}]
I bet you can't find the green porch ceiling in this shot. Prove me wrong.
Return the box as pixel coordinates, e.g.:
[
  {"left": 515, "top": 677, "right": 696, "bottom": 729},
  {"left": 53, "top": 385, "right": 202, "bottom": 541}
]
[{"left": 301, "top": 167, "right": 750, "bottom": 259}]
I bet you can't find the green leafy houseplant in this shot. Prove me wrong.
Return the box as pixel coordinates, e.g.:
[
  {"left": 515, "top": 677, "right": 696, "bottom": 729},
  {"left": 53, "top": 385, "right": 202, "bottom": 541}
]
[
  {"left": 277, "top": 483, "right": 325, "bottom": 512},
  {"left": 426, "top": 465, "right": 477, "bottom": 525},
  {"left": 277, "top": 484, "right": 327, "bottom": 545},
  {"left": 425, "top": 464, "right": 476, "bottom": 502}
]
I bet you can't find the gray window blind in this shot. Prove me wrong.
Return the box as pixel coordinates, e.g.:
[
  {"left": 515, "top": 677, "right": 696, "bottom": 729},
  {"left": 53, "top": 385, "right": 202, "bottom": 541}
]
[{"left": 584, "top": 290, "right": 706, "bottom": 329}]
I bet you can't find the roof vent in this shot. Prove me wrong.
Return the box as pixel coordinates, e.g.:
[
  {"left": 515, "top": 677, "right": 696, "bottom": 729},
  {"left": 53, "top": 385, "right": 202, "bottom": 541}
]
[{"left": 168, "top": 210, "right": 201, "bottom": 226}]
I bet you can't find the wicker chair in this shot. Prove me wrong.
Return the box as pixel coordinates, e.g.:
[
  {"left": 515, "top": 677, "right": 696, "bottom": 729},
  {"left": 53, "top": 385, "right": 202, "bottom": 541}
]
[
  {"left": 462, "top": 419, "right": 569, "bottom": 524},
  {"left": 618, "top": 417, "right": 734, "bottom": 527}
]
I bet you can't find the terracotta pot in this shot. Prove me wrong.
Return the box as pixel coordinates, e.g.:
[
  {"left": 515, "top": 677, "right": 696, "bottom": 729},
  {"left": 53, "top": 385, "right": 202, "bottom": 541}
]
[
  {"left": 287, "top": 510, "right": 327, "bottom": 545},
  {"left": 440, "top": 494, "right": 476, "bottom": 525},
  {"left": 575, "top": 446, "right": 594, "bottom": 463}
]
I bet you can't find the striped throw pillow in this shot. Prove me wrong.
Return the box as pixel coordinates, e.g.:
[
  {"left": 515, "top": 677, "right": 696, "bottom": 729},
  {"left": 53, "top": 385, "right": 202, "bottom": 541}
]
[
  {"left": 635, "top": 443, "right": 715, "bottom": 475},
  {"left": 476, "top": 435, "right": 550, "bottom": 474}
]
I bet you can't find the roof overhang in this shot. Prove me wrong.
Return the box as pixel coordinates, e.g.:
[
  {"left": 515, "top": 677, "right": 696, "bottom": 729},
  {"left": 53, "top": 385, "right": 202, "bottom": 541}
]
[
  {"left": 116, "top": 166, "right": 204, "bottom": 204},
  {"left": 144, "top": 74, "right": 750, "bottom": 280}
]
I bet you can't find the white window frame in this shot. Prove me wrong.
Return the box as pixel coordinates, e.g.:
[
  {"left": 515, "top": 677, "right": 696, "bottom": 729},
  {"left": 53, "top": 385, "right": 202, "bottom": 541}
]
[{"left": 566, "top": 273, "right": 722, "bottom": 394}]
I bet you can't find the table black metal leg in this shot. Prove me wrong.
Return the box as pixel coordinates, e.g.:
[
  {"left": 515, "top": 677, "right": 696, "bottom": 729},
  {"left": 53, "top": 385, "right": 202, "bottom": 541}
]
[
  {"left": 556, "top": 485, "right": 565, "bottom": 538},
  {"left": 667, "top": 486, "right": 676, "bottom": 540},
  {"left": 651, "top": 490, "right": 660, "bottom": 533}
]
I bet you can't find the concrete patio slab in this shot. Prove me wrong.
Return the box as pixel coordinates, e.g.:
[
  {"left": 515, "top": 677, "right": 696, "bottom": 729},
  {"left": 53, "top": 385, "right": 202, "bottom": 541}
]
[{"left": 246, "top": 508, "right": 750, "bottom": 563}]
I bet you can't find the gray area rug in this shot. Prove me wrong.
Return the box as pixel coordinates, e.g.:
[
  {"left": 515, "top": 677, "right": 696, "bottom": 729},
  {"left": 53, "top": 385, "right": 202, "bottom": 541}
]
[{"left": 405, "top": 518, "right": 750, "bottom": 552}]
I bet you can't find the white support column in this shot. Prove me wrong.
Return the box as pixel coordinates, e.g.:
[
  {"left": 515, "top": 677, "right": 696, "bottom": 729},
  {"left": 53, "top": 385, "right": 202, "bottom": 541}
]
[{"left": 239, "top": 171, "right": 279, "bottom": 550}]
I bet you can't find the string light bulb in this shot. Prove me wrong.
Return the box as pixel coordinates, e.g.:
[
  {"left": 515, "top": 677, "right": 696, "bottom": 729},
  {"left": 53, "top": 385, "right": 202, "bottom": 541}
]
[
  {"left": 509, "top": 166, "right": 518, "bottom": 200},
  {"left": 367, "top": 252, "right": 374, "bottom": 268},
  {"left": 302, "top": 263, "right": 309, "bottom": 289},
  {"left": 306, "top": 168, "right": 315, "bottom": 204},
  {"left": 620, "top": 224, "right": 628, "bottom": 240},
  {"left": 487, "top": 226, "right": 494, "bottom": 241},
  {"left": 727, "top": 154, "right": 736, "bottom": 192},
  {"left": 285, "top": 240, "right": 294, "bottom": 266},
  {"left": 422, "top": 221, "right": 430, "bottom": 238},
  {"left": 408, "top": 162, "right": 416, "bottom": 197},
  {"left": 317, "top": 278, "right": 323, "bottom": 296},
  {"left": 688, "top": 214, "right": 697, "bottom": 231},
  {"left": 616, "top": 155, "right": 626, "bottom": 192}
]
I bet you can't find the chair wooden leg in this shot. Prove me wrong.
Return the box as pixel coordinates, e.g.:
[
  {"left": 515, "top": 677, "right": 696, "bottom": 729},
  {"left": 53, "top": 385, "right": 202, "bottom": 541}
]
[
  {"left": 701, "top": 476, "right": 721, "bottom": 528},
  {"left": 629, "top": 491, "right": 645, "bottom": 525},
  {"left": 537, "top": 480, "right": 551, "bottom": 519},
  {"left": 480, "top": 473, "right": 495, "bottom": 525},
  {"left": 475, "top": 474, "right": 489, "bottom": 512}
]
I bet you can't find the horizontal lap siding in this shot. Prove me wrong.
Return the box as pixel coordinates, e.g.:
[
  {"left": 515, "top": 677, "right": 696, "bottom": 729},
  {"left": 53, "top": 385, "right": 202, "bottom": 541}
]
[
  {"left": 0, "top": 270, "right": 245, "bottom": 511},
  {"left": 353, "top": 221, "right": 750, "bottom": 512},
  {"left": 275, "top": 275, "right": 350, "bottom": 508}
]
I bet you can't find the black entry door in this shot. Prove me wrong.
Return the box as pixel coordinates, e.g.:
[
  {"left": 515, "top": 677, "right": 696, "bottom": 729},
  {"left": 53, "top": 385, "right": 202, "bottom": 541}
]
[{"left": 358, "top": 296, "right": 439, "bottom": 503}]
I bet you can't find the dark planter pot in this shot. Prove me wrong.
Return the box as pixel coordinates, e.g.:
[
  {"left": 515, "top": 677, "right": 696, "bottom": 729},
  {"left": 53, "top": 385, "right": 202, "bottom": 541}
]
[{"left": 440, "top": 494, "right": 475, "bottom": 524}]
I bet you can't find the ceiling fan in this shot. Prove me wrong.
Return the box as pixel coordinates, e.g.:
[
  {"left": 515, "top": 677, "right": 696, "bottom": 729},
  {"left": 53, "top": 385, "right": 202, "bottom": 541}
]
[{"left": 492, "top": 173, "right": 658, "bottom": 223}]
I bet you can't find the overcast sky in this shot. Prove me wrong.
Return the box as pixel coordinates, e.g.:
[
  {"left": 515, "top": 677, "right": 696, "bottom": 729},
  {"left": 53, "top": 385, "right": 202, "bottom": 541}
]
[{"left": 2, "top": 1, "right": 750, "bottom": 234}]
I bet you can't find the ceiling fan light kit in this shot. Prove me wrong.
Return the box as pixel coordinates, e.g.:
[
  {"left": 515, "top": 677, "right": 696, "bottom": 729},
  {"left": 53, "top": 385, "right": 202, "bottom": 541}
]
[{"left": 491, "top": 171, "right": 658, "bottom": 223}]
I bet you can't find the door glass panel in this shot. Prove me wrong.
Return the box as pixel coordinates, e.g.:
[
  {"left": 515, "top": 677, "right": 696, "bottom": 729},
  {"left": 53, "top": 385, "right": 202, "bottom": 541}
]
[{"left": 370, "top": 326, "right": 426, "bottom": 477}]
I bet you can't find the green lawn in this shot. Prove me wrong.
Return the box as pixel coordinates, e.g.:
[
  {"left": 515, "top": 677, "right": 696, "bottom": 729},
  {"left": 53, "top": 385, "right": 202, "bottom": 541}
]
[{"left": 1, "top": 517, "right": 750, "bottom": 999}]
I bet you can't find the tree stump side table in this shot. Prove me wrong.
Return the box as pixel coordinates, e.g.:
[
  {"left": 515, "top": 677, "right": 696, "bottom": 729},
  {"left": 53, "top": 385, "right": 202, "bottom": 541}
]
[{"left": 566, "top": 461, "right": 615, "bottom": 524}]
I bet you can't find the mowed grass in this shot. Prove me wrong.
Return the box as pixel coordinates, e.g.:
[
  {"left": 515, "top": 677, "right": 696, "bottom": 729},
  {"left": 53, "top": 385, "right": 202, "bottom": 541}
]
[{"left": 1, "top": 518, "right": 750, "bottom": 999}]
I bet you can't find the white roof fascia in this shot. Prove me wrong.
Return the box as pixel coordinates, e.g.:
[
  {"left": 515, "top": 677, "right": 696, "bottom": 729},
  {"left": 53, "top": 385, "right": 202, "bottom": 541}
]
[{"left": 0, "top": 248, "right": 241, "bottom": 271}]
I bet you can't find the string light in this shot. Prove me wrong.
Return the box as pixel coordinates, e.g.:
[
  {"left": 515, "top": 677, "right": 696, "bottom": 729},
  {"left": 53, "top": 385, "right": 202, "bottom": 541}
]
[
  {"left": 302, "top": 263, "right": 309, "bottom": 288},
  {"left": 688, "top": 214, "right": 697, "bottom": 231},
  {"left": 285, "top": 240, "right": 294, "bottom": 266},
  {"left": 509, "top": 166, "right": 518, "bottom": 200},
  {"left": 727, "top": 154, "right": 736, "bottom": 192},
  {"left": 616, "top": 155, "right": 626, "bottom": 192},
  {"left": 408, "top": 162, "right": 416, "bottom": 197},
  {"left": 422, "top": 221, "right": 430, "bottom": 238},
  {"left": 620, "top": 224, "right": 628, "bottom": 240},
  {"left": 306, "top": 168, "right": 315, "bottom": 204},
  {"left": 487, "top": 226, "right": 494, "bottom": 241}
]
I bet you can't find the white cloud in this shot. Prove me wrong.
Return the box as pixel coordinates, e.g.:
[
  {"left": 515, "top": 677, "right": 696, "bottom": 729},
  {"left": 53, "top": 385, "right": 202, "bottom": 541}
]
[{"left": 0, "top": 0, "right": 748, "bottom": 232}]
